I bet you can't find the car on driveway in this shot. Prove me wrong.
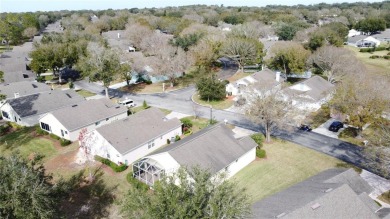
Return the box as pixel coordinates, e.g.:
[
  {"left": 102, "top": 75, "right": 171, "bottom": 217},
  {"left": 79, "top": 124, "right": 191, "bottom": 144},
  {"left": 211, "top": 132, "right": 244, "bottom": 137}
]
[
  {"left": 328, "top": 121, "right": 344, "bottom": 132},
  {"left": 299, "top": 124, "right": 312, "bottom": 131}
]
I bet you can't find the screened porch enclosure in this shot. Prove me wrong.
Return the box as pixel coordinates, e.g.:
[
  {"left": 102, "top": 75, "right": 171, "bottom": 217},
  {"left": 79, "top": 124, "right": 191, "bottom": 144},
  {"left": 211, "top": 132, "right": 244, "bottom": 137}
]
[{"left": 133, "top": 158, "right": 165, "bottom": 186}]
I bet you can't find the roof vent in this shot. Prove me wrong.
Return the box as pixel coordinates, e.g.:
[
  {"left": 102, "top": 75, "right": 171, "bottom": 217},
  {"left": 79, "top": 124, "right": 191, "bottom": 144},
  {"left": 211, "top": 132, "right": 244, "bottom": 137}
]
[
  {"left": 324, "top": 188, "right": 333, "bottom": 193},
  {"left": 276, "top": 212, "right": 286, "bottom": 218},
  {"left": 14, "top": 92, "right": 20, "bottom": 98},
  {"left": 311, "top": 203, "right": 321, "bottom": 210}
]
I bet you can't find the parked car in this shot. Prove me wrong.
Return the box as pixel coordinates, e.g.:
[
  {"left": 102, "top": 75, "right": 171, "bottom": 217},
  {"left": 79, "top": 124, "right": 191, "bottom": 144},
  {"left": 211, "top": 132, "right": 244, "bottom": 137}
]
[
  {"left": 118, "top": 98, "right": 136, "bottom": 107},
  {"left": 328, "top": 121, "right": 344, "bottom": 132},
  {"left": 299, "top": 124, "right": 312, "bottom": 131}
]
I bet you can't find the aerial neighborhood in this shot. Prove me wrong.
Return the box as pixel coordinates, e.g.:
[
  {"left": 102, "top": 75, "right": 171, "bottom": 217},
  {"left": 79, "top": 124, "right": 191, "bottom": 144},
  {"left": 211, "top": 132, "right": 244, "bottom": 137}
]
[{"left": 0, "top": 1, "right": 390, "bottom": 218}]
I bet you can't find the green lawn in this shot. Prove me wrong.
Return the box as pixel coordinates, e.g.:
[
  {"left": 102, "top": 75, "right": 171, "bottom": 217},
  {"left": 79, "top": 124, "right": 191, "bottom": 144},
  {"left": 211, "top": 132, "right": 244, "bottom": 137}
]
[
  {"left": 345, "top": 45, "right": 390, "bottom": 76},
  {"left": 0, "top": 127, "right": 57, "bottom": 160},
  {"left": 76, "top": 89, "right": 96, "bottom": 98},
  {"left": 192, "top": 93, "right": 234, "bottom": 110},
  {"left": 129, "top": 106, "right": 171, "bottom": 116},
  {"left": 379, "top": 190, "right": 390, "bottom": 205},
  {"left": 232, "top": 139, "right": 344, "bottom": 203},
  {"left": 181, "top": 116, "right": 210, "bottom": 133}
]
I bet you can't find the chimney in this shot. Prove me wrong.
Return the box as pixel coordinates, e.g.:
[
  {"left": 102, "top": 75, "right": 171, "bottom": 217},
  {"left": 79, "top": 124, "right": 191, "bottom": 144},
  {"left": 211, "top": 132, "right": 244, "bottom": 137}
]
[
  {"left": 276, "top": 71, "right": 281, "bottom": 82},
  {"left": 14, "top": 92, "right": 20, "bottom": 98}
]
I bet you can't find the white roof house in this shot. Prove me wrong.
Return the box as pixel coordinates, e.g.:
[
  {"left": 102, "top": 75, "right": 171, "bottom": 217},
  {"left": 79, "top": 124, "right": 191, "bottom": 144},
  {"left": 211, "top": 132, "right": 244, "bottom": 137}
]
[
  {"left": 348, "top": 29, "right": 362, "bottom": 37},
  {"left": 356, "top": 36, "right": 381, "bottom": 47},
  {"left": 133, "top": 123, "right": 258, "bottom": 186},
  {"left": 39, "top": 99, "right": 128, "bottom": 141},
  {"left": 0, "top": 81, "right": 51, "bottom": 100},
  {"left": 0, "top": 90, "right": 85, "bottom": 126},
  {"left": 81, "top": 108, "right": 182, "bottom": 166}
]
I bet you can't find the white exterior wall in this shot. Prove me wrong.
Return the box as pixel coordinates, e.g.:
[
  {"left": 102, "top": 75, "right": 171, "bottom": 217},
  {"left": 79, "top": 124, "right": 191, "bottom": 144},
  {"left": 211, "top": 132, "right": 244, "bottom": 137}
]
[
  {"left": 39, "top": 112, "right": 127, "bottom": 141},
  {"left": 219, "top": 147, "right": 256, "bottom": 179},
  {"left": 122, "top": 126, "right": 182, "bottom": 164},
  {"left": 0, "top": 103, "right": 25, "bottom": 126}
]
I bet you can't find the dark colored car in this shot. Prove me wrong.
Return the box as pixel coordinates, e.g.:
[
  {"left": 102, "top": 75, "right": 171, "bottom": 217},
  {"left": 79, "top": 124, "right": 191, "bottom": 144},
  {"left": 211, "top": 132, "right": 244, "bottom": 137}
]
[
  {"left": 328, "top": 121, "right": 344, "bottom": 132},
  {"left": 299, "top": 124, "right": 312, "bottom": 131}
]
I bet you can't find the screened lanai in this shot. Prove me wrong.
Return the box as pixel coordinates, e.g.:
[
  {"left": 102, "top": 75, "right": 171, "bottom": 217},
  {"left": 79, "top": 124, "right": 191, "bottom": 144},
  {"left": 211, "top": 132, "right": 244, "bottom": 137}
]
[{"left": 133, "top": 158, "right": 165, "bottom": 186}]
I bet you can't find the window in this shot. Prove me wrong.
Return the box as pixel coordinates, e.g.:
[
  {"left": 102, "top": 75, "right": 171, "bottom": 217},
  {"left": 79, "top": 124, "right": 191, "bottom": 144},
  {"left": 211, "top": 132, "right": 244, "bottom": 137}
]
[
  {"left": 107, "top": 153, "right": 110, "bottom": 158},
  {"left": 41, "top": 122, "right": 51, "bottom": 131},
  {"left": 148, "top": 140, "right": 155, "bottom": 149},
  {"left": 95, "top": 121, "right": 100, "bottom": 126},
  {"left": 2, "top": 111, "right": 9, "bottom": 119},
  {"left": 61, "top": 130, "right": 64, "bottom": 137},
  {"left": 65, "top": 131, "right": 68, "bottom": 134}
]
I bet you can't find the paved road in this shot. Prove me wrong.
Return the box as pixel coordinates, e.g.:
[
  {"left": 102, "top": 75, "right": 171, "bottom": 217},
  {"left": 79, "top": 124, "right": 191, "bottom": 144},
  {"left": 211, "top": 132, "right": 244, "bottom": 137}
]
[{"left": 74, "top": 68, "right": 383, "bottom": 178}]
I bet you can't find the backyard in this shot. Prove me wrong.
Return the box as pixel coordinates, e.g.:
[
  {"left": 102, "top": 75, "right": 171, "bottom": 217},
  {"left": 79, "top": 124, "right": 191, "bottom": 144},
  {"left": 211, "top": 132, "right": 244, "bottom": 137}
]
[
  {"left": 345, "top": 45, "right": 390, "bottom": 76},
  {"left": 233, "top": 139, "right": 345, "bottom": 203}
]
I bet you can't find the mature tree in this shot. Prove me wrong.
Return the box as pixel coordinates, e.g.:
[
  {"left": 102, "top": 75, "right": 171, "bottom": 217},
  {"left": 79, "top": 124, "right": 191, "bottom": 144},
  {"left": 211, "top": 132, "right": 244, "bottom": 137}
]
[
  {"left": 221, "top": 37, "right": 264, "bottom": 71},
  {"left": 124, "top": 23, "right": 153, "bottom": 48},
  {"left": 121, "top": 167, "right": 251, "bottom": 218},
  {"left": 246, "top": 89, "right": 296, "bottom": 143},
  {"left": 308, "top": 46, "right": 365, "bottom": 83},
  {"left": 170, "top": 32, "right": 203, "bottom": 52},
  {"left": 119, "top": 62, "right": 132, "bottom": 85},
  {"left": 0, "top": 154, "right": 61, "bottom": 218},
  {"left": 268, "top": 42, "right": 310, "bottom": 75},
  {"left": 275, "top": 23, "right": 300, "bottom": 41},
  {"left": 76, "top": 43, "right": 121, "bottom": 98},
  {"left": 22, "top": 27, "right": 38, "bottom": 39},
  {"left": 196, "top": 74, "right": 226, "bottom": 101},
  {"left": 355, "top": 18, "right": 386, "bottom": 34},
  {"left": 29, "top": 42, "right": 64, "bottom": 76},
  {"left": 330, "top": 74, "right": 389, "bottom": 136},
  {"left": 307, "top": 22, "right": 349, "bottom": 51}
]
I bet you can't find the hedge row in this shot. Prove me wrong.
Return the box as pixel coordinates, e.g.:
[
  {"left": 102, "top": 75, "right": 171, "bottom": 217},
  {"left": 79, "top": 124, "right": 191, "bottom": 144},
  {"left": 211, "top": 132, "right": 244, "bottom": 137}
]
[
  {"left": 127, "top": 173, "right": 149, "bottom": 191},
  {"left": 369, "top": 55, "right": 390, "bottom": 59},
  {"left": 95, "top": 155, "right": 128, "bottom": 172},
  {"left": 360, "top": 47, "right": 389, "bottom": 53}
]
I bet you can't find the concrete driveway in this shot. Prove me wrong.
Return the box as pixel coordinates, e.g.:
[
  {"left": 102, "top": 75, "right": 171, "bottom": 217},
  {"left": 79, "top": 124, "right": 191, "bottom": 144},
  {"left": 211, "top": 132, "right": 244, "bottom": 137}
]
[{"left": 313, "top": 118, "right": 344, "bottom": 139}]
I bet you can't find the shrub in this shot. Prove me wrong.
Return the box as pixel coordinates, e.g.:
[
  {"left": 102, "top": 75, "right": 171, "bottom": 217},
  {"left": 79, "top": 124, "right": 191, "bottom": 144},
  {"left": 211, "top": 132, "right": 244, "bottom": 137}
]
[
  {"left": 8, "top": 122, "right": 22, "bottom": 130},
  {"left": 0, "top": 123, "right": 10, "bottom": 135},
  {"left": 383, "top": 55, "right": 390, "bottom": 60},
  {"left": 145, "top": 80, "right": 152, "bottom": 85},
  {"left": 143, "top": 100, "right": 150, "bottom": 109},
  {"left": 250, "top": 134, "right": 263, "bottom": 149},
  {"left": 127, "top": 173, "right": 149, "bottom": 191},
  {"left": 60, "top": 139, "right": 72, "bottom": 146},
  {"left": 49, "top": 133, "right": 61, "bottom": 140},
  {"left": 375, "top": 46, "right": 386, "bottom": 51},
  {"left": 175, "top": 135, "right": 181, "bottom": 142},
  {"left": 180, "top": 118, "right": 193, "bottom": 128},
  {"left": 167, "top": 139, "right": 171, "bottom": 144},
  {"left": 69, "top": 81, "right": 74, "bottom": 89},
  {"left": 369, "top": 55, "right": 381, "bottom": 59},
  {"left": 359, "top": 48, "right": 373, "bottom": 53},
  {"left": 36, "top": 76, "right": 45, "bottom": 82},
  {"left": 94, "top": 155, "right": 128, "bottom": 172},
  {"left": 387, "top": 52, "right": 390, "bottom": 55},
  {"left": 35, "top": 126, "right": 48, "bottom": 135},
  {"left": 256, "top": 148, "right": 266, "bottom": 158}
]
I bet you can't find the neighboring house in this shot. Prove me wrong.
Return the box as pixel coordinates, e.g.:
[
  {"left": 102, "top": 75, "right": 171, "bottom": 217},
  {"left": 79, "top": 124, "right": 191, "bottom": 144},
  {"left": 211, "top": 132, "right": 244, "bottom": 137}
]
[
  {"left": 226, "top": 68, "right": 283, "bottom": 99},
  {"left": 282, "top": 75, "right": 334, "bottom": 111},
  {"left": 252, "top": 168, "right": 390, "bottom": 219},
  {"left": 371, "top": 29, "right": 390, "bottom": 43},
  {"left": 133, "top": 123, "right": 257, "bottom": 186},
  {"left": 0, "top": 90, "right": 85, "bottom": 126},
  {"left": 39, "top": 99, "right": 128, "bottom": 141},
  {"left": 0, "top": 81, "right": 51, "bottom": 100},
  {"left": 82, "top": 108, "right": 182, "bottom": 165},
  {"left": 356, "top": 36, "right": 381, "bottom": 47}
]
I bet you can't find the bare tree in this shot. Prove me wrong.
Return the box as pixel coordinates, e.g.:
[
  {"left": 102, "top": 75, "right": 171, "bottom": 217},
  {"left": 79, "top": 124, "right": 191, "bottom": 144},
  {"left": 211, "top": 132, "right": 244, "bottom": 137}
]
[
  {"left": 245, "top": 89, "right": 296, "bottom": 143},
  {"left": 139, "top": 32, "right": 171, "bottom": 56},
  {"left": 124, "top": 23, "right": 153, "bottom": 48},
  {"left": 308, "top": 46, "right": 366, "bottom": 83}
]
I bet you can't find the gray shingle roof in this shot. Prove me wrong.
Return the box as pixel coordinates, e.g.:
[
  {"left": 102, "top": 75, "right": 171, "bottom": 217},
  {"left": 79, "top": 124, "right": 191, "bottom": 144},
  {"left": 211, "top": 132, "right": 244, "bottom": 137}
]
[
  {"left": 347, "top": 35, "right": 367, "bottom": 44},
  {"left": 250, "top": 68, "right": 280, "bottom": 91},
  {"left": 7, "top": 89, "right": 85, "bottom": 118},
  {"left": 96, "top": 107, "right": 181, "bottom": 154},
  {"left": 151, "top": 123, "right": 258, "bottom": 174},
  {"left": 252, "top": 168, "right": 380, "bottom": 219},
  {"left": 49, "top": 99, "right": 128, "bottom": 131},
  {"left": 0, "top": 81, "right": 51, "bottom": 99},
  {"left": 286, "top": 75, "right": 334, "bottom": 101}
]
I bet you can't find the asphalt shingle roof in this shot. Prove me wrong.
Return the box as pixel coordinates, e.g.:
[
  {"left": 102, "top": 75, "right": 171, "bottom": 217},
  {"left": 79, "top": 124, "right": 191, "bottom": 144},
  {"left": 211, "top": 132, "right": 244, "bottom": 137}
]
[
  {"left": 151, "top": 123, "right": 258, "bottom": 174},
  {"left": 96, "top": 108, "right": 182, "bottom": 154},
  {"left": 252, "top": 168, "right": 381, "bottom": 219},
  {"left": 286, "top": 75, "right": 334, "bottom": 102},
  {"left": 7, "top": 89, "right": 85, "bottom": 118},
  {"left": 50, "top": 99, "right": 128, "bottom": 131},
  {"left": 0, "top": 81, "right": 51, "bottom": 99}
]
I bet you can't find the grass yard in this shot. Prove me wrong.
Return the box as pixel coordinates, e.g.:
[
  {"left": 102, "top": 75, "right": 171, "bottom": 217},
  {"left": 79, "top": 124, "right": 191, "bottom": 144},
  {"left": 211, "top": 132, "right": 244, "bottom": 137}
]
[
  {"left": 345, "top": 45, "right": 390, "bottom": 76},
  {"left": 76, "top": 89, "right": 96, "bottom": 98},
  {"left": 0, "top": 127, "right": 58, "bottom": 161},
  {"left": 233, "top": 139, "right": 345, "bottom": 203},
  {"left": 129, "top": 106, "right": 171, "bottom": 115},
  {"left": 181, "top": 116, "right": 210, "bottom": 133},
  {"left": 120, "top": 81, "right": 188, "bottom": 94},
  {"left": 192, "top": 93, "right": 234, "bottom": 110},
  {"left": 379, "top": 190, "right": 390, "bottom": 205}
]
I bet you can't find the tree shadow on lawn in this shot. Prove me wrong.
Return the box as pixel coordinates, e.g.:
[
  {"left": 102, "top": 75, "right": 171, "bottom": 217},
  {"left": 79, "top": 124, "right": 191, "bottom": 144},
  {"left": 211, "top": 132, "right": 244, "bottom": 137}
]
[
  {"left": 0, "top": 127, "right": 36, "bottom": 152},
  {"left": 59, "top": 167, "right": 118, "bottom": 219},
  {"left": 120, "top": 83, "right": 146, "bottom": 93}
]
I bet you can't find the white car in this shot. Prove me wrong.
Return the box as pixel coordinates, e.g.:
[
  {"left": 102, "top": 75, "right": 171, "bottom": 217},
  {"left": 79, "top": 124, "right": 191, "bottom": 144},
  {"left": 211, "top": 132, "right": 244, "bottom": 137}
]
[{"left": 118, "top": 98, "right": 136, "bottom": 107}]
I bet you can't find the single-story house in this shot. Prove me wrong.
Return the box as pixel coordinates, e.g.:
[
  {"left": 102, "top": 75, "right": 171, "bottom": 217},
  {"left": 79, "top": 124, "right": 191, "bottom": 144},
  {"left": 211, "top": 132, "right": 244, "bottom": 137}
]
[
  {"left": 282, "top": 75, "right": 334, "bottom": 111},
  {"left": 39, "top": 99, "right": 128, "bottom": 141},
  {"left": 81, "top": 107, "right": 182, "bottom": 165},
  {"left": 0, "top": 81, "right": 51, "bottom": 100},
  {"left": 252, "top": 168, "right": 390, "bottom": 219},
  {"left": 356, "top": 36, "right": 381, "bottom": 47},
  {"left": 133, "top": 123, "right": 257, "bottom": 186},
  {"left": 0, "top": 89, "right": 85, "bottom": 126},
  {"left": 226, "top": 68, "right": 283, "bottom": 99}
]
